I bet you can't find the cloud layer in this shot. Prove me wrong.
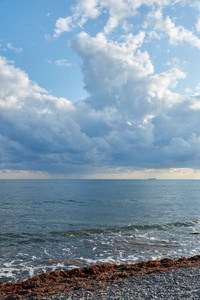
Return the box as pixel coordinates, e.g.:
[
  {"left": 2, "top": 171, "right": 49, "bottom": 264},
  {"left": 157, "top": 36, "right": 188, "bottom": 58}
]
[{"left": 1, "top": 0, "right": 200, "bottom": 176}]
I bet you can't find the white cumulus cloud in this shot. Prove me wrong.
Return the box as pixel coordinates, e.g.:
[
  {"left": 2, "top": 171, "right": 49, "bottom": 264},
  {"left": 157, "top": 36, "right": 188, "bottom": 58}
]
[
  {"left": 55, "top": 59, "right": 72, "bottom": 67},
  {"left": 145, "top": 8, "right": 200, "bottom": 50},
  {"left": 7, "top": 43, "right": 23, "bottom": 53},
  {"left": 54, "top": 0, "right": 174, "bottom": 36},
  {"left": 2, "top": 0, "right": 200, "bottom": 176}
]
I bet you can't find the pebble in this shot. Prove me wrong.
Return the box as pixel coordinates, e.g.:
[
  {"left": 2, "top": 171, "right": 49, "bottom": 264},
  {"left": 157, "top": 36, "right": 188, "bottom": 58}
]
[{"left": 27, "top": 267, "right": 200, "bottom": 300}]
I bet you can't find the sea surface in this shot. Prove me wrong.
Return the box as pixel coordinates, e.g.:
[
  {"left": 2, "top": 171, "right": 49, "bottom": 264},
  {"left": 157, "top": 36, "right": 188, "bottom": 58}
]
[{"left": 1, "top": 179, "right": 200, "bottom": 283}]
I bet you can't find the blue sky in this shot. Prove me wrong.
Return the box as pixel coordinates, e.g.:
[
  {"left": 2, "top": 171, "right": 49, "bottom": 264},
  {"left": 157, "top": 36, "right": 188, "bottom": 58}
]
[{"left": 1, "top": 0, "right": 200, "bottom": 179}]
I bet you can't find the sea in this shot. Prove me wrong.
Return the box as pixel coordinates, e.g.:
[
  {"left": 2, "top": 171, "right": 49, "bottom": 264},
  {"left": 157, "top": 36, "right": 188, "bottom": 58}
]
[{"left": 1, "top": 179, "right": 200, "bottom": 283}]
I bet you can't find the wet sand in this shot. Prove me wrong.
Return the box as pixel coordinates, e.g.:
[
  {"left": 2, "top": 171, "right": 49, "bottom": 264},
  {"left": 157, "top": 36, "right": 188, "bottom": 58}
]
[{"left": 1, "top": 255, "right": 200, "bottom": 299}]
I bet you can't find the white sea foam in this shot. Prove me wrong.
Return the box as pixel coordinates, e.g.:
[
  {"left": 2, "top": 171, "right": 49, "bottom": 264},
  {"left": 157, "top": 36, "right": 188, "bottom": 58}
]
[{"left": 2, "top": 179, "right": 200, "bottom": 283}]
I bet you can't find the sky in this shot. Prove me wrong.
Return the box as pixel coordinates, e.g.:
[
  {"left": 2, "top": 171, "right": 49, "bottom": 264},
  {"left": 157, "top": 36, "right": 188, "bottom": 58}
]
[{"left": 1, "top": 0, "right": 200, "bottom": 179}]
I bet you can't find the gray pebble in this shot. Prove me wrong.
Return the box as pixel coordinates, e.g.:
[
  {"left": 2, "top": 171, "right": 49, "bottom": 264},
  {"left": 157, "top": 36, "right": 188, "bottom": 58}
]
[{"left": 26, "top": 267, "right": 200, "bottom": 300}]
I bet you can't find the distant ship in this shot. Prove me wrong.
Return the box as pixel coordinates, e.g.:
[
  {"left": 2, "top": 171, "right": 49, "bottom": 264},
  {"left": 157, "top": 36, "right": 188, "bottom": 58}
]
[{"left": 148, "top": 178, "right": 156, "bottom": 180}]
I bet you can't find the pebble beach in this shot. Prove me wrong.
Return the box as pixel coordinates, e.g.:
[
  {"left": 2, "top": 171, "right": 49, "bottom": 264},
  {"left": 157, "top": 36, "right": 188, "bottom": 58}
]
[
  {"left": 46, "top": 267, "right": 200, "bottom": 300},
  {"left": 1, "top": 255, "right": 200, "bottom": 299}
]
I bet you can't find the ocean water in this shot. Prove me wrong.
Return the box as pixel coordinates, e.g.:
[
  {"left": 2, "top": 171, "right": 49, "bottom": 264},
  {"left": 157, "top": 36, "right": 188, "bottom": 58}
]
[{"left": 1, "top": 179, "right": 200, "bottom": 283}]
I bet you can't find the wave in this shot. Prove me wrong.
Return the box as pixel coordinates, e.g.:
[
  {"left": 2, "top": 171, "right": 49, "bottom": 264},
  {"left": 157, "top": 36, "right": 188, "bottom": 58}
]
[
  {"left": 0, "top": 220, "right": 198, "bottom": 243},
  {"left": 49, "top": 220, "right": 199, "bottom": 237}
]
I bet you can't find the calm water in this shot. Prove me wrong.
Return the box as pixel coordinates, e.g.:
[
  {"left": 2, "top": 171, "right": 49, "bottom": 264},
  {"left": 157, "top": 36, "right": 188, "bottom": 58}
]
[{"left": 1, "top": 179, "right": 200, "bottom": 283}]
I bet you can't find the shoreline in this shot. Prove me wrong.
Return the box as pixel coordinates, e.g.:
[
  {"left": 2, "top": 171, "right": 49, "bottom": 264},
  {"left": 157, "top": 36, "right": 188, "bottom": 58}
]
[{"left": 1, "top": 255, "right": 200, "bottom": 299}]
